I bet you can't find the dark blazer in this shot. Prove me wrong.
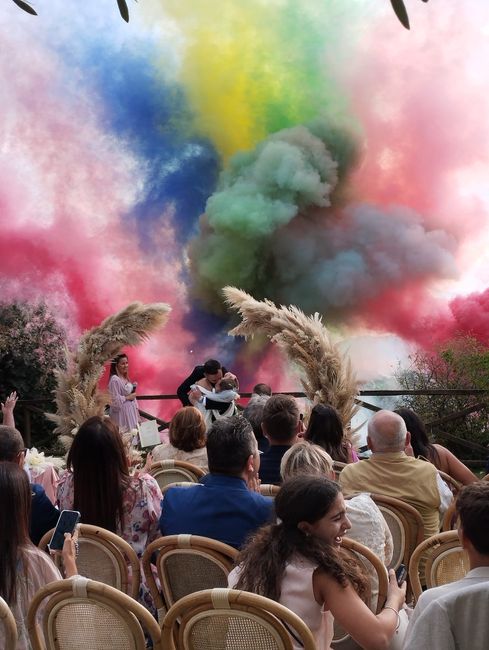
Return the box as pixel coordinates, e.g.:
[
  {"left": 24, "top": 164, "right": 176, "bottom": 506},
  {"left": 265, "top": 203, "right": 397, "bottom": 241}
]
[
  {"left": 258, "top": 445, "right": 293, "bottom": 485},
  {"left": 159, "top": 474, "right": 274, "bottom": 549},
  {"left": 176, "top": 365, "right": 229, "bottom": 406},
  {"left": 30, "top": 483, "right": 60, "bottom": 546}
]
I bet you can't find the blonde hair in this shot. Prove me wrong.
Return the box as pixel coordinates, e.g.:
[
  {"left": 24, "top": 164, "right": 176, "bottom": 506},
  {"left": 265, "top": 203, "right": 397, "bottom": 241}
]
[{"left": 280, "top": 441, "right": 334, "bottom": 481}]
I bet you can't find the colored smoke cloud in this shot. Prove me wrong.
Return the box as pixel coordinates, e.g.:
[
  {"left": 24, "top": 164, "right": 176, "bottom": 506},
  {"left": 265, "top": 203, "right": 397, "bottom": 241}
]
[{"left": 189, "top": 120, "right": 457, "bottom": 327}]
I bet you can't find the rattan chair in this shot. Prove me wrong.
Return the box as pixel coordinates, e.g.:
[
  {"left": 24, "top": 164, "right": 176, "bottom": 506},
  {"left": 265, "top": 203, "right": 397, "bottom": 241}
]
[
  {"left": 437, "top": 470, "right": 462, "bottom": 496},
  {"left": 0, "top": 597, "right": 17, "bottom": 650},
  {"left": 142, "top": 534, "right": 239, "bottom": 623},
  {"left": 332, "top": 538, "right": 389, "bottom": 648},
  {"left": 162, "top": 587, "right": 316, "bottom": 650},
  {"left": 370, "top": 494, "right": 424, "bottom": 570},
  {"left": 149, "top": 459, "right": 206, "bottom": 491},
  {"left": 333, "top": 461, "right": 347, "bottom": 481},
  {"left": 441, "top": 501, "right": 458, "bottom": 532},
  {"left": 38, "top": 524, "right": 140, "bottom": 599},
  {"left": 161, "top": 480, "right": 198, "bottom": 496},
  {"left": 483, "top": 473, "right": 489, "bottom": 482},
  {"left": 260, "top": 484, "right": 280, "bottom": 497},
  {"left": 27, "top": 577, "right": 162, "bottom": 650},
  {"left": 408, "top": 530, "right": 470, "bottom": 603}
]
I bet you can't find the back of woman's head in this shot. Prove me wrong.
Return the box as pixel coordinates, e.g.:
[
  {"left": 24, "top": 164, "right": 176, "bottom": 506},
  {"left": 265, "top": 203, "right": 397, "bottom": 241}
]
[
  {"left": 67, "top": 416, "right": 128, "bottom": 532},
  {"left": 0, "top": 461, "right": 31, "bottom": 603},
  {"left": 304, "top": 404, "right": 347, "bottom": 462},
  {"left": 280, "top": 442, "right": 334, "bottom": 481},
  {"left": 169, "top": 407, "right": 206, "bottom": 452},
  {"left": 394, "top": 408, "right": 432, "bottom": 459}
]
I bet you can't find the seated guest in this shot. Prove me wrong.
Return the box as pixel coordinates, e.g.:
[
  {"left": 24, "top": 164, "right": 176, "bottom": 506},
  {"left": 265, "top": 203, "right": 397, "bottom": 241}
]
[
  {"left": 395, "top": 408, "right": 478, "bottom": 485},
  {"left": 57, "top": 416, "right": 162, "bottom": 612},
  {"left": 404, "top": 481, "right": 489, "bottom": 648},
  {"left": 280, "top": 441, "right": 393, "bottom": 568},
  {"left": 0, "top": 462, "right": 77, "bottom": 650},
  {"left": 57, "top": 416, "right": 162, "bottom": 557},
  {"left": 152, "top": 406, "right": 208, "bottom": 471},
  {"left": 160, "top": 415, "right": 274, "bottom": 549},
  {"left": 304, "top": 403, "right": 358, "bottom": 463},
  {"left": 252, "top": 383, "right": 272, "bottom": 397},
  {"left": 340, "top": 410, "right": 452, "bottom": 539},
  {"left": 229, "top": 476, "right": 407, "bottom": 650},
  {"left": 0, "top": 425, "right": 59, "bottom": 545},
  {"left": 243, "top": 394, "right": 270, "bottom": 453},
  {"left": 259, "top": 394, "right": 300, "bottom": 484}
]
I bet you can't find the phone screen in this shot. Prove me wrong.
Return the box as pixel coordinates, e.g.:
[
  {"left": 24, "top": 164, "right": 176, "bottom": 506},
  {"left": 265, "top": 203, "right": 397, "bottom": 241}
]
[
  {"left": 395, "top": 564, "right": 407, "bottom": 586},
  {"left": 49, "top": 510, "right": 80, "bottom": 551}
]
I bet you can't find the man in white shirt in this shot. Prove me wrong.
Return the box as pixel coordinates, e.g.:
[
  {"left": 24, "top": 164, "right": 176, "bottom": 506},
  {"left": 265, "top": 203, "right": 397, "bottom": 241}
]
[{"left": 404, "top": 482, "right": 489, "bottom": 649}]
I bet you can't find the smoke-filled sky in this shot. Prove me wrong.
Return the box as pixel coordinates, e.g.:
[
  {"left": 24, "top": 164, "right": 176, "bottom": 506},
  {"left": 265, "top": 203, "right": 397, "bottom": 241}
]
[{"left": 2, "top": 0, "right": 489, "bottom": 415}]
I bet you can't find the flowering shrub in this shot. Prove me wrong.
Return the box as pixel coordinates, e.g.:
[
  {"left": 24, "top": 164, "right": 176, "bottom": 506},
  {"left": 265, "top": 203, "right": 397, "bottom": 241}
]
[{"left": 0, "top": 302, "right": 67, "bottom": 451}]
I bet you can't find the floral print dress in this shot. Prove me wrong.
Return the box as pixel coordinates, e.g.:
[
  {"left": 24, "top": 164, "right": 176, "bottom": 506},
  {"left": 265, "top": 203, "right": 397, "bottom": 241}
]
[{"left": 57, "top": 471, "right": 162, "bottom": 610}]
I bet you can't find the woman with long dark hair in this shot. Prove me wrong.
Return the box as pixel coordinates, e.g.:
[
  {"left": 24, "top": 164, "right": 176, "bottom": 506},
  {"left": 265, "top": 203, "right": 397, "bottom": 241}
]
[
  {"left": 57, "top": 416, "right": 161, "bottom": 555},
  {"left": 108, "top": 353, "right": 140, "bottom": 433},
  {"left": 0, "top": 462, "right": 76, "bottom": 650},
  {"left": 230, "top": 476, "right": 406, "bottom": 650},
  {"left": 304, "top": 404, "right": 358, "bottom": 464},
  {"left": 395, "top": 408, "right": 477, "bottom": 485}
]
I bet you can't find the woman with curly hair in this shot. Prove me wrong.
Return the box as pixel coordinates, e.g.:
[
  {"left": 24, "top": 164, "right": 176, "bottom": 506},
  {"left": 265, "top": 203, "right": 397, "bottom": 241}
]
[
  {"left": 152, "top": 406, "right": 208, "bottom": 471},
  {"left": 229, "top": 475, "right": 406, "bottom": 650}
]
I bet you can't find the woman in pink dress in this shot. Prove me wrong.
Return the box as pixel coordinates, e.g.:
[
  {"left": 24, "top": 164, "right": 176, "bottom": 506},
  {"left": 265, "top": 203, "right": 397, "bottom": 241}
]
[
  {"left": 108, "top": 353, "right": 140, "bottom": 433},
  {"left": 229, "top": 476, "right": 406, "bottom": 650}
]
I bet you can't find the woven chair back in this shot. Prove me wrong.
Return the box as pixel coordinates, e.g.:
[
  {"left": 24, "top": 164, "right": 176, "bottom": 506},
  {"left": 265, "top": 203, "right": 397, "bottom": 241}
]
[
  {"left": 332, "top": 461, "right": 347, "bottom": 482},
  {"left": 149, "top": 460, "right": 206, "bottom": 491},
  {"left": 408, "top": 530, "right": 470, "bottom": 603},
  {"left": 142, "top": 534, "right": 238, "bottom": 623},
  {"left": 0, "top": 596, "right": 17, "bottom": 650},
  {"left": 27, "top": 577, "right": 162, "bottom": 650},
  {"left": 332, "top": 538, "right": 389, "bottom": 648},
  {"left": 38, "top": 524, "right": 140, "bottom": 599},
  {"left": 161, "top": 588, "right": 316, "bottom": 650}
]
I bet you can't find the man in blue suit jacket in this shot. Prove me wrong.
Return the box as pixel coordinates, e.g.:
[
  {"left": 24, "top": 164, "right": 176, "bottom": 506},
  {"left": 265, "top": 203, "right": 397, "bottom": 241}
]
[
  {"left": 0, "top": 425, "right": 59, "bottom": 544},
  {"left": 159, "top": 415, "right": 274, "bottom": 549}
]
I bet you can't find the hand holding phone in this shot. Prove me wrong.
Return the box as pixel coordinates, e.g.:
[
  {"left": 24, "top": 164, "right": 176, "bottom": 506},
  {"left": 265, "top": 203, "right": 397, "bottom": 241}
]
[
  {"left": 49, "top": 510, "right": 80, "bottom": 551},
  {"left": 395, "top": 563, "right": 407, "bottom": 586}
]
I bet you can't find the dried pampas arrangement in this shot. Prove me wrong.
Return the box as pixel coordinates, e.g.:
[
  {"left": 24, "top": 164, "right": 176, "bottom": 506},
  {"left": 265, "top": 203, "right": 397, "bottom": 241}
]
[
  {"left": 223, "top": 286, "right": 359, "bottom": 427},
  {"left": 48, "top": 301, "right": 171, "bottom": 448}
]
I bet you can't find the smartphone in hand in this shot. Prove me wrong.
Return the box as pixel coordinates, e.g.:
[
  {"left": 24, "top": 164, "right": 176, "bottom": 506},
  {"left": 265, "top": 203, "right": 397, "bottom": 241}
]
[
  {"left": 49, "top": 510, "right": 80, "bottom": 551},
  {"left": 395, "top": 563, "right": 407, "bottom": 586}
]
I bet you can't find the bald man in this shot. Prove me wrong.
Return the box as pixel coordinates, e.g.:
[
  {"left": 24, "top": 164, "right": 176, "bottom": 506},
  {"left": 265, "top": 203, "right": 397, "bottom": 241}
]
[{"left": 339, "top": 410, "right": 452, "bottom": 539}]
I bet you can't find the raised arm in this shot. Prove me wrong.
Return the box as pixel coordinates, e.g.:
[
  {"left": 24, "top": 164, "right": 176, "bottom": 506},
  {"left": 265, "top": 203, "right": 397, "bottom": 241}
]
[{"left": 1, "top": 391, "right": 18, "bottom": 428}]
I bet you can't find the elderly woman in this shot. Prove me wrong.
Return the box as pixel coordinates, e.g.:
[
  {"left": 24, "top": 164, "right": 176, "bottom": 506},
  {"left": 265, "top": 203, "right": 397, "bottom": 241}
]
[{"left": 152, "top": 406, "right": 208, "bottom": 471}]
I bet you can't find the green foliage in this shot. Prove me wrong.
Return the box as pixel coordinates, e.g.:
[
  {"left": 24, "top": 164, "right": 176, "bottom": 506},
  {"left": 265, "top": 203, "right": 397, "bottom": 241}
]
[
  {"left": 396, "top": 336, "right": 489, "bottom": 458},
  {"left": 0, "top": 302, "right": 67, "bottom": 452}
]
